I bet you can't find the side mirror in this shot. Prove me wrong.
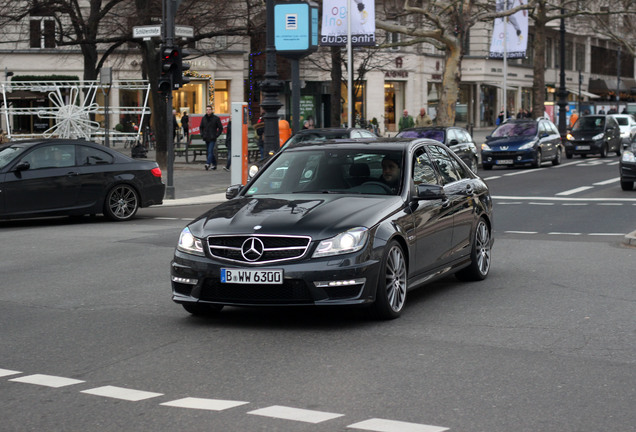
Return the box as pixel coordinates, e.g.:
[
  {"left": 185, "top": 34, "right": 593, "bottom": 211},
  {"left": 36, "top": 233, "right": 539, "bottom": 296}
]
[
  {"left": 14, "top": 161, "right": 30, "bottom": 171},
  {"left": 415, "top": 184, "right": 445, "bottom": 200},
  {"left": 225, "top": 184, "right": 243, "bottom": 200}
]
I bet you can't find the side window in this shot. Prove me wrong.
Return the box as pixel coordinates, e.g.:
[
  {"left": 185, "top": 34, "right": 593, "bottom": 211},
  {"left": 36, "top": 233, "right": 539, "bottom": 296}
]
[
  {"left": 412, "top": 148, "right": 439, "bottom": 185},
  {"left": 427, "top": 145, "right": 464, "bottom": 184},
  {"left": 538, "top": 121, "right": 547, "bottom": 134},
  {"left": 446, "top": 129, "right": 458, "bottom": 144},
  {"left": 78, "top": 146, "right": 114, "bottom": 165},
  {"left": 19, "top": 144, "right": 75, "bottom": 169}
]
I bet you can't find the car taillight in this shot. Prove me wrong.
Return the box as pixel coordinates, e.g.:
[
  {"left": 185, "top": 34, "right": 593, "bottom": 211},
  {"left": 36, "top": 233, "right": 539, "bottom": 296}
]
[{"left": 151, "top": 167, "right": 162, "bottom": 178}]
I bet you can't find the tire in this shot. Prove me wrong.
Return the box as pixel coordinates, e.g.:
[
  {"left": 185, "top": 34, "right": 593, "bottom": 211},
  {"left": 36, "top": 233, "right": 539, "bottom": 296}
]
[
  {"left": 482, "top": 163, "right": 493, "bottom": 170},
  {"left": 372, "top": 241, "right": 407, "bottom": 320},
  {"left": 600, "top": 144, "right": 607, "bottom": 158},
  {"left": 470, "top": 157, "right": 479, "bottom": 173},
  {"left": 456, "top": 218, "right": 492, "bottom": 281},
  {"left": 531, "top": 149, "right": 542, "bottom": 168},
  {"left": 182, "top": 303, "right": 224, "bottom": 316},
  {"left": 566, "top": 151, "right": 573, "bottom": 159},
  {"left": 620, "top": 180, "right": 634, "bottom": 191},
  {"left": 104, "top": 184, "right": 139, "bottom": 221},
  {"left": 552, "top": 147, "right": 562, "bottom": 166}
]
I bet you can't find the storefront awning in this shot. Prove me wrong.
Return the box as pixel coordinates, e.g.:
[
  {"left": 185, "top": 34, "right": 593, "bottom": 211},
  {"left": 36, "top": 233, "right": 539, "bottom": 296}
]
[
  {"left": 588, "top": 79, "right": 609, "bottom": 94},
  {"left": 566, "top": 88, "right": 601, "bottom": 99}
]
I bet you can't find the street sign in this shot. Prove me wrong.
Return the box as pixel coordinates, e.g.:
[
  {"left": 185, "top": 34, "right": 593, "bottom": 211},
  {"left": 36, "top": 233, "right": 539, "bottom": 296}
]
[
  {"left": 175, "top": 25, "right": 194, "bottom": 39},
  {"left": 133, "top": 25, "right": 162, "bottom": 39}
]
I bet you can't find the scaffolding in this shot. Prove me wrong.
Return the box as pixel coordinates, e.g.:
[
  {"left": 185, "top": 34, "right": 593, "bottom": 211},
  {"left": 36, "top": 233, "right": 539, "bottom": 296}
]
[{"left": 0, "top": 79, "right": 151, "bottom": 146}]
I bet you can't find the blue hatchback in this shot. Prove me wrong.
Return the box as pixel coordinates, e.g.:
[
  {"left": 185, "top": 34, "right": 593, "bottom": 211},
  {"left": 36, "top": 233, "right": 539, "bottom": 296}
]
[{"left": 481, "top": 119, "right": 563, "bottom": 170}]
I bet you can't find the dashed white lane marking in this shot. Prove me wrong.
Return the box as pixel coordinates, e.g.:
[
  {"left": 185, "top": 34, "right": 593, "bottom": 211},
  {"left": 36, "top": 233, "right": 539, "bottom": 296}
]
[
  {"left": 9, "top": 374, "right": 84, "bottom": 388},
  {"left": 548, "top": 232, "right": 582, "bottom": 236},
  {"left": 556, "top": 186, "right": 594, "bottom": 196},
  {"left": 161, "top": 397, "right": 249, "bottom": 411},
  {"left": 0, "top": 369, "right": 21, "bottom": 377},
  {"left": 80, "top": 385, "right": 163, "bottom": 401},
  {"left": 247, "top": 405, "right": 344, "bottom": 424},
  {"left": 348, "top": 418, "right": 449, "bottom": 432},
  {"left": 529, "top": 202, "right": 554, "bottom": 205},
  {"left": 505, "top": 230, "right": 538, "bottom": 234},
  {"left": 593, "top": 177, "right": 620, "bottom": 185},
  {"left": 588, "top": 233, "right": 626, "bottom": 236}
]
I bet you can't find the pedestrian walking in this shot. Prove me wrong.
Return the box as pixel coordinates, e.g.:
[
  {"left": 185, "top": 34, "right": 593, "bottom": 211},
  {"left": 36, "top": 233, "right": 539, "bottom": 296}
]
[
  {"left": 398, "top": 110, "right": 414, "bottom": 131},
  {"left": 181, "top": 111, "right": 189, "bottom": 142},
  {"left": 415, "top": 108, "right": 433, "bottom": 127},
  {"left": 200, "top": 105, "right": 224, "bottom": 170}
]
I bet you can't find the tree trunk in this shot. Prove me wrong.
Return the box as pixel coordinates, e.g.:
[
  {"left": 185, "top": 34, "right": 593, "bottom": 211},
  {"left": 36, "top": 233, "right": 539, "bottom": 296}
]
[
  {"left": 330, "top": 46, "right": 342, "bottom": 128},
  {"left": 437, "top": 41, "right": 462, "bottom": 127},
  {"left": 531, "top": 2, "right": 547, "bottom": 119}
]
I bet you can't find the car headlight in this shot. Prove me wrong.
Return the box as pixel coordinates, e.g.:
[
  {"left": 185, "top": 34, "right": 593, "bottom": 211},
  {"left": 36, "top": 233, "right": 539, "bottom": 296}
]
[
  {"left": 481, "top": 143, "right": 491, "bottom": 151},
  {"left": 566, "top": 133, "right": 574, "bottom": 141},
  {"left": 621, "top": 150, "right": 636, "bottom": 163},
  {"left": 177, "top": 227, "right": 205, "bottom": 256},
  {"left": 592, "top": 133, "right": 604, "bottom": 141},
  {"left": 519, "top": 140, "right": 536, "bottom": 150},
  {"left": 313, "top": 227, "right": 369, "bottom": 258}
]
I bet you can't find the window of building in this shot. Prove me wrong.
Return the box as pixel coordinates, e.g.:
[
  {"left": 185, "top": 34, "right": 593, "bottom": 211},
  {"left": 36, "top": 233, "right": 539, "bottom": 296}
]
[
  {"left": 30, "top": 18, "right": 55, "bottom": 48},
  {"left": 213, "top": 80, "right": 230, "bottom": 114},
  {"left": 575, "top": 43, "right": 585, "bottom": 72},
  {"left": 386, "top": 31, "right": 400, "bottom": 51},
  {"left": 565, "top": 41, "right": 573, "bottom": 70}
]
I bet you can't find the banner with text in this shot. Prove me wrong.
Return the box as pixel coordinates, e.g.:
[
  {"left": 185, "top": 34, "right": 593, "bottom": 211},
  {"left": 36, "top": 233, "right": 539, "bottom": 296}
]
[
  {"left": 489, "top": 0, "right": 529, "bottom": 59},
  {"left": 320, "top": 0, "right": 375, "bottom": 46}
]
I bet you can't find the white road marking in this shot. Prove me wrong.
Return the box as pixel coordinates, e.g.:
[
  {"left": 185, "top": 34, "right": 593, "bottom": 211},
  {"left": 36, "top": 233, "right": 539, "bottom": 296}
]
[
  {"left": 497, "top": 201, "right": 522, "bottom": 205},
  {"left": 529, "top": 202, "right": 554, "bottom": 205},
  {"left": 504, "top": 231, "right": 538, "bottom": 234},
  {"left": 588, "top": 233, "right": 626, "bottom": 236},
  {"left": 0, "top": 369, "right": 22, "bottom": 377},
  {"left": 598, "top": 202, "right": 624, "bottom": 206},
  {"left": 548, "top": 232, "right": 582, "bottom": 236},
  {"left": 482, "top": 176, "right": 502, "bottom": 180},
  {"left": 503, "top": 168, "right": 546, "bottom": 176},
  {"left": 161, "top": 397, "right": 249, "bottom": 411},
  {"left": 247, "top": 405, "right": 344, "bottom": 424},
  {"left": 493, "top": 195, "right": 636, "bottom": 202},
  {"left": 593, "top": 177, "right": 620, "bottom": 185},
  {"left": 562, "top": 203, "right": 588, "bottom": 206},
  {"left": 9, "top": 374, "right": 84, "bottom": 388},
  {"left": 81, "top": 385, "right": 163, "bottom": 401},
  {"left": 556, "top": 186, "right": 594, "bottom": 196},
  {"left": 348, "top": 418, "right": 449, "bottom": 432}
]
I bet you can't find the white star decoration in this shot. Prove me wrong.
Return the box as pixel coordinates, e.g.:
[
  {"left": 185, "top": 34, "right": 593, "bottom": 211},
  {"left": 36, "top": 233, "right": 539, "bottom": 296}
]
[{"left": 37, "top": 86, "right": 100, "bottom": 139}]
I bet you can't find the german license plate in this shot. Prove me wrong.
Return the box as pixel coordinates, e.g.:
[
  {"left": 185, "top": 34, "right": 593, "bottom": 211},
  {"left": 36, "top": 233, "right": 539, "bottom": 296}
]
[
  {"left": 221, "top": 268, "right": 283, "bottom": 284},
  {"left": 496, "top": 159, "right": 513, "bottom": 165},
  {"left": 576, "top": 145, "right": 590, "bottom": 150}
]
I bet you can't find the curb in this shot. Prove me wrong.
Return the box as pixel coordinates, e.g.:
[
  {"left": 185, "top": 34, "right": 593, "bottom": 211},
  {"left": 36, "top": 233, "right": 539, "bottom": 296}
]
[
  {"left": 624, "top": 230, "right": 636, "bottom": 247},
  {"left": 161, "top": 193, "right": 226, "bottom": 207}
]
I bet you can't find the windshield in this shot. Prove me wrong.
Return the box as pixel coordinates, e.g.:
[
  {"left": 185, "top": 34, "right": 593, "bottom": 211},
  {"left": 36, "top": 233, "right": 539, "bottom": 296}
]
[
  {"left": 0, "top": 145, "right": 25, "bottom": 169},
  {"left": 491, "top": 122, "right": 537, "bottom": 138},
  {"left": 397, "top": 129, "right": 445, "bottom": 143},
  {"left": 245, "top": 148, "right": 404, "bottom": 196},
  {"left": 572, "top": 117, "right": 604, "bottom": 131}
]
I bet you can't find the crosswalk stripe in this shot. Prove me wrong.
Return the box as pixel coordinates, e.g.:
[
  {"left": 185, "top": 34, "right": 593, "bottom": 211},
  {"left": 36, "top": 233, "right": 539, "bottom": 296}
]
[
  {"left": 9, "top": 374, "right": 84, "bottom": 388},
  {"left": 160, "top": 397, "right": 249, "bottom": 411},
  {"left": 80, "top": 385, "right": 163, "bottom": 401},
  {"left": 0, "top": 368, "right": 21, "bottom": 377},
  {"left": 347, "top": 418, "right": 449, "bottom": 432},
  {"left": 247, "top": 405, "right": 344, "bottom": 423}
]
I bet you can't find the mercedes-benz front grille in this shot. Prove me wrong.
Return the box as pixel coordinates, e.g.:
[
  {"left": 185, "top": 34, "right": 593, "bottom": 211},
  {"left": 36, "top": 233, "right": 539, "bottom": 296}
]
[{"left": 207, "top": 234, "right": 312, "bottom": 264}]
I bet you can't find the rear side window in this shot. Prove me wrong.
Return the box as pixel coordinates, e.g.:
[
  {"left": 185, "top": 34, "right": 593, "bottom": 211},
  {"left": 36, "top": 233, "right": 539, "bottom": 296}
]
[{"left": 78, "top": 146, "right": 114, "bottom": 165}]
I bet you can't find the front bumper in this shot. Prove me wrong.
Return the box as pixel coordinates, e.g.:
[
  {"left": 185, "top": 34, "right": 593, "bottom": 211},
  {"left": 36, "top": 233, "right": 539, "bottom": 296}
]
[
  {"left": 171, "top": 249, "right": 381, "bottom": 307},
  {"left": 481, "top": 149, "right": 535, "bottom": 167},
  {"left": 564, "top": 139, "right": 604, "bottom": 155}
]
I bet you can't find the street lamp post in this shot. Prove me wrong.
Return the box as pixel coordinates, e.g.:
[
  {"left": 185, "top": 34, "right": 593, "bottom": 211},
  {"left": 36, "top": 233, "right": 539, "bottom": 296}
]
[
  {"left": 556, "top": 8, "right": 568, "bottom": 136},
  {"left": 260, "top": 0, "right": 283, "bottom": 157}
]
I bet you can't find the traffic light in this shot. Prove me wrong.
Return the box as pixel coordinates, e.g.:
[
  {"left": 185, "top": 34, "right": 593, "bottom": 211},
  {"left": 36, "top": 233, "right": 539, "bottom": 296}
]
[
  {"left": 177, "top": 48, "right": 190, "bottom": 87},
  {"left": 158, "top": 45, "right": 179, "bottom": 93}
]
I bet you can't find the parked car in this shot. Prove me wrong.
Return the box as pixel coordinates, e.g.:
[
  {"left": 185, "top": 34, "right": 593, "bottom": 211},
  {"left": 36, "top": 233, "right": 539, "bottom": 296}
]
[
  {"left": 608, "top": 113, "right": 636, "bottom": 148},
  {"left": 564, "top": 115, "right": 622, "bottom": 158},
  {"left": 0, "top": 139, "right": 165, "bottom": 221},
  {"left": 619, "top": 135, "right": 636, "bottom": 191},
  {"left": 248, "top": 127, "right": 379, "bottom": 179},
  {"left": 396, "top": 126, "right": 480, "bottom": 172},
  {"left": 481, "top": 118, "right": 562, "bottom": 169},
  {"left": 171, "top": 138, "right": 494, "bottom": 319}
]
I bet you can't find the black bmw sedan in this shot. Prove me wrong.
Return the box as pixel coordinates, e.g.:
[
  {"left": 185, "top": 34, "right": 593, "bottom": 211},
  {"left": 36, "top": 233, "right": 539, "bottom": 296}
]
[
  {"left": 171, "top": 138, "right": 494, "bottom": 319},
  {"left": 0, "top": 139, "right": 165, "bottom": 221}
]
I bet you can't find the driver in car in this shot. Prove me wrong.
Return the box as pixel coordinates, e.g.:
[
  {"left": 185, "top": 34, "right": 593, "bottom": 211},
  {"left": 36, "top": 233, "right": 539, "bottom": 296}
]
[{"left": 379, "top": 154, "right": 402, "bottom": 193}]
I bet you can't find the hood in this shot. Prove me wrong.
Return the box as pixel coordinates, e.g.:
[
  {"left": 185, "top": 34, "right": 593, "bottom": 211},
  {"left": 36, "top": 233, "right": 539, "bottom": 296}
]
[
  {"left": 570, "top": 129, "right": 605, "bottom": 139},
  {"left": 485, "top": 136, "right": 535, "bottom": 149},
  {"left": 188, "top": 194, "right": 403, "bottom": 240}
]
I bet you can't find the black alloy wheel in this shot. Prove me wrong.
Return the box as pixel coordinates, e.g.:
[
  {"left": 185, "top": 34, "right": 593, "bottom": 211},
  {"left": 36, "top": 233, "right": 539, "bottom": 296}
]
[
  {"left": 552, "top": 147, "right": 562, "bottom": 166},
  {"left": 456, "top": 218, "right": 491, "bottom": 281},
  {"left": 104, "top": 184, "right": 139, "bottom": 221},
  {"left": 373, "top": 241, "right": 407, "bottom": 320}
]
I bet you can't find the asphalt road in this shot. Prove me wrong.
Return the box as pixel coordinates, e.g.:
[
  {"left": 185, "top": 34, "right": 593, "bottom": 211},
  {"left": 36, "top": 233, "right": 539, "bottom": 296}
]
[{"left": 0, "top": 150, "right": 634, "bottom": 432}]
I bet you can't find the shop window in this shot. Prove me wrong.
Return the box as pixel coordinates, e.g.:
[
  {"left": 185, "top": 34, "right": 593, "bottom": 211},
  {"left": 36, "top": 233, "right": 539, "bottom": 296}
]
[{"left": 214, "top": 80, "right": 230, "bottom": 114}]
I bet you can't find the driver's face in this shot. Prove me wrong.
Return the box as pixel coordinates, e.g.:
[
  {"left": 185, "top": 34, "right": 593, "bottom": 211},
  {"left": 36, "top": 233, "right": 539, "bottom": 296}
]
[{"left": 381, "top": 159, "right": 401, "bottom": 185}]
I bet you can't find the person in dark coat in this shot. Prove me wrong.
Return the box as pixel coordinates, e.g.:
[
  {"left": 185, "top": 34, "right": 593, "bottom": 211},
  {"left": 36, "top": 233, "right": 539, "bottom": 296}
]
[
  {"left": 181, "top": 111, "right": 189, "bottom": 142},
  {"left": 200, "top": 105, "right": 224, "bottom": 170}
]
